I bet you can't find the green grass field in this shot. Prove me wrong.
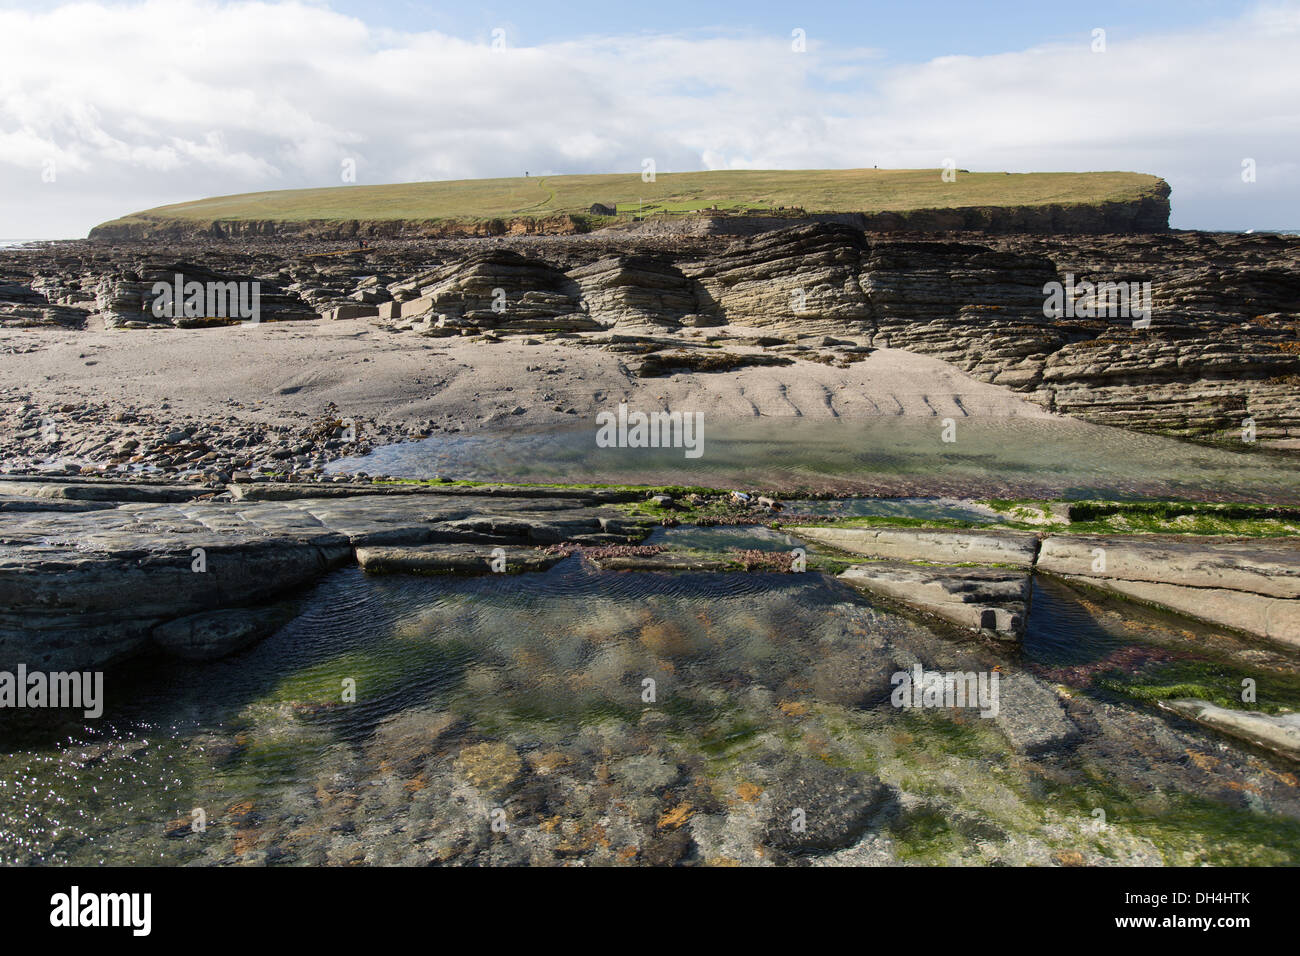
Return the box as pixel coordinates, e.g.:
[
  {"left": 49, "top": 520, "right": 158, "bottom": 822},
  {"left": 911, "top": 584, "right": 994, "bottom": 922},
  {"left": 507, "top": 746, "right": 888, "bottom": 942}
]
[{"left": 95, "top": 168, "right": 1164, "bottom": 231}]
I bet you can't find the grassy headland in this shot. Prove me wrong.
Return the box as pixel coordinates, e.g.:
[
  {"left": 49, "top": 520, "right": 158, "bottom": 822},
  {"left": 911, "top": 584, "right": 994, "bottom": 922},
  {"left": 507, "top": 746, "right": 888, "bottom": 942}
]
[{"left": 91, "top": 167, "right": 1167, "bottom": 237}]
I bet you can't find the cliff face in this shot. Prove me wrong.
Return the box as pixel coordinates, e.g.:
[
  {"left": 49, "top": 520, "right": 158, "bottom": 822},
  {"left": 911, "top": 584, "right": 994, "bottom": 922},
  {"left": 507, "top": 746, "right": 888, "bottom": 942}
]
[
  {"left": 88, "top": 213, "right": 589, "bottom": 242},
  {"left": 855, "top": 182, "right": 1171, "bottom": 233},
  {"left": 87, "top": 179, "right": 1171, "bottom": 241},
  {"left": 8, "top": 217, "right": 1296, "bottom": 445},
  {"left": 673, "top": 186, "right": 1171, "bottom": 237}
]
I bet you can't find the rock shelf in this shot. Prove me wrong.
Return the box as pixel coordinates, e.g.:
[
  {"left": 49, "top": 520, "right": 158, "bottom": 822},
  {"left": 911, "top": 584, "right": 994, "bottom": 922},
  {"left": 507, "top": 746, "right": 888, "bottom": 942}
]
[{"left": 2, "top": 477, "right": 1298, "bottom": 668}]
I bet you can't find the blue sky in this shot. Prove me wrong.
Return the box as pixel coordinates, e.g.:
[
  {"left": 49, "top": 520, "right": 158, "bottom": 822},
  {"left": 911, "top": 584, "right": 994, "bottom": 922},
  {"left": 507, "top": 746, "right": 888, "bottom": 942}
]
[
  {"left": 0, "top": 0, "right": 1295, "bottom": 237},
  {"left": 327, "top": 0, "right": 1252, "bottom": 58}
]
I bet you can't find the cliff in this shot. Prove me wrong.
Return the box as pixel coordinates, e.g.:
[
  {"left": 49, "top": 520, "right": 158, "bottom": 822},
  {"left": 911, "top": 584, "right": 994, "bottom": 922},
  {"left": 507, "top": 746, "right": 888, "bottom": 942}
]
[{"left": 12, "top": 217, "right": 1297, "bottom": 447}]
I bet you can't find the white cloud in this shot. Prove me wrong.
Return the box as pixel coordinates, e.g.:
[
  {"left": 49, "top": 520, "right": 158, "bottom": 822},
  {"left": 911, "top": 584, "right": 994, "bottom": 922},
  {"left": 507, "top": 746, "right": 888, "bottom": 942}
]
[{"left": 0, "top": 0, "right": 1297, "bottom": 237}]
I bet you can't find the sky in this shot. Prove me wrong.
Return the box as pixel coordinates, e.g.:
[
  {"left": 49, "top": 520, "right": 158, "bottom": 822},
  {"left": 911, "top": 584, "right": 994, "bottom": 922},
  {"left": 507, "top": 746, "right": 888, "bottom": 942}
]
[{"left": 0, "top": 0, "right": 1296, "bottom": 238}]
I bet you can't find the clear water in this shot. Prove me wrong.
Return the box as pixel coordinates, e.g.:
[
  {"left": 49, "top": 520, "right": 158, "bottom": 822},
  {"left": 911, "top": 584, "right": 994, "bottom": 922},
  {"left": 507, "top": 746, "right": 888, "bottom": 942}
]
[
  {"left": 1025, "top": 576, "right": 1300, "bottom": 711},
  {"left": 643, "top": 525, "right": 804, "bottom": 551},
  {"left": 329, "top": 418, "right": 1300, "bottom": 503},
  {"left": 3, "top": 562, "right": 1298, "bottom": 867}
]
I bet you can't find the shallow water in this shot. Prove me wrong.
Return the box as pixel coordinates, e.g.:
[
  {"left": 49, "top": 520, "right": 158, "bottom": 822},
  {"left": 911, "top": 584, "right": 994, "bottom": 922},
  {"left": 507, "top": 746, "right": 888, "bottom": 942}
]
[
  {"left": 329, "top": 418, "right": 1300, "bottom": 502},
  {"left": 1026, "top": 576, "right": 1300, "bottom": 713},
  {"left": 781, "top": 497, "right": 1003, "bottom": 523},
  {"left": 643, "top": 524, "right": 805, "bottom": 551},
  {"left": 3, "top": 562, "right": 1298, "bottom": 866}
]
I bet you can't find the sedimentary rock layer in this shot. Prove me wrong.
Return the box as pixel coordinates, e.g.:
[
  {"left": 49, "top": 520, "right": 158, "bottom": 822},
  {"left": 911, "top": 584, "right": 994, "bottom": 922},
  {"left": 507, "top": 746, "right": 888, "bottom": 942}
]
[
  {"left": 2, "top": 474, "right": 1299, "bottom": 669},
  {"left": 1158, "top": 700, "right": 1300, "bottom": 762},
  {"left": 1038, "top": 534, "right": 1300, "bottom": 648},
  {"left": 793, "top": 526, "right": 1040, "bottom": 567},
  {"left": 5, "top": 224, "right": 1298, "bottom": 441},
  {"left": 792, "top": 526, "right": 1300, "bottom": 648}
]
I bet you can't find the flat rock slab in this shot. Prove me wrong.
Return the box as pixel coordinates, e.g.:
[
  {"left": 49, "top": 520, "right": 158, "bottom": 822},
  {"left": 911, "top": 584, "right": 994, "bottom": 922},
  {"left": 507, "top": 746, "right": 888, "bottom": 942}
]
[
  {"left": 230, "top": 481, "right": 641, "bottom": 504},
  {"left": 584, "top": 550, "right": 775, "bottom": 572},
  {"left": 0, "top": 489, "right": 648, "bottom": 669},
  {"left": 0, "top": 479, "right": 213, "bottom": 503},
  {"left": 1158, "top": 699, "right": 1300, "bottom": 762},
  {"left": 795, "top": 526, "right": 1039, "bottom": 567},
  {"left": 1058, "top": 575, "right": 1300, "bottom": 649},
  {"left": 1040, "top": 534, "right": 1300, "bottom": 647},
  {"left": 356, "top": 544, "right": 563, "bottom": 575},
  {"left": 278, "top": 495, "right": 636, "bottom": 546},
  {"left": 0, "top": 495, "right": 117, "bottom": 513},
  {"left": 1038, "top": 534, "right": 1300, "bottom": 599},
  {"left": 839, "top": 563, "right": 1030, "bottom": 638}
]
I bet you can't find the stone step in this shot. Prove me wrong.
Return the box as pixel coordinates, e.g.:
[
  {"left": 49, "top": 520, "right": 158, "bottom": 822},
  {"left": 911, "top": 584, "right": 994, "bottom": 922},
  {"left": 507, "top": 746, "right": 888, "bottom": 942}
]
[{"left": 838, "top": 562, "right": 1030, "bottom": 639}]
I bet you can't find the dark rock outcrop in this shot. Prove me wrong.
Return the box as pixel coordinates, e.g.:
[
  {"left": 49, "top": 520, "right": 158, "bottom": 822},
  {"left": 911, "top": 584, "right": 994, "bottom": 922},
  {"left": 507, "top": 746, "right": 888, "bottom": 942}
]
[
  {"left": 6, "top": 222, "right": 1298, "bottom": 443},
  {"left": 686, "top": 224, "right": 874, "bottom": 334},
  {"left": 389, "top": 249, "right": 599, "bottom": 334},
  {"left": 93, "top": 260, "right": 314, "bottom": 328}
]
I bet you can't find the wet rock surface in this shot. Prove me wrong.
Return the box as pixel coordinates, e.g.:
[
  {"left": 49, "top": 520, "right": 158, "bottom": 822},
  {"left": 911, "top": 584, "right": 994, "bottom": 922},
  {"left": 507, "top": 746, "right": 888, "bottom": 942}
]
[
  {"left": 151, "top": 604, "right": 301, "bottom": 662},
  {"left": 794, "top": 526, "right": 1039, "bottom": 567},
  {"left": 0, "top": 481, "right": 652, "bottom": 669},
  {"left": 1158, "top": 700, "right": 1300, "bottom": 762},
  {"left": 4, "top": 475, "right": 1299, "bottom": 670},
  {"left": 356, "top": 543, "right": 565, "bottom": 575}
]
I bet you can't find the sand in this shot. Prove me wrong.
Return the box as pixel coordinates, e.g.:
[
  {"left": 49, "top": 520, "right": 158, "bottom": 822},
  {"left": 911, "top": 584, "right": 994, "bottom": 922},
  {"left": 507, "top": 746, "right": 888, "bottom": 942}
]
[{"left": 0, "top": 317, "right": 1052, "bottom": 438}]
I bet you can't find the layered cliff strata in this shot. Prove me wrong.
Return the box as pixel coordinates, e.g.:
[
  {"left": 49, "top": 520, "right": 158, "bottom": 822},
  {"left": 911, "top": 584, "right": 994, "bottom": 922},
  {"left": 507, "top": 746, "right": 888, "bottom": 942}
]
[
  {"left": 567, "top": 255, "right": 700, "bottom": 331},
  {"left": 3, "top": 224, "right": 1297, "bottom": 442},
  {"left": 92, "top": 260, "right": 315, "bottom": 328},
  {"left": 684, "top": 224, "right": 875, "bottom": 334},
  {"left": 381, "top": 249, "right": 600, "bottom": 334}
]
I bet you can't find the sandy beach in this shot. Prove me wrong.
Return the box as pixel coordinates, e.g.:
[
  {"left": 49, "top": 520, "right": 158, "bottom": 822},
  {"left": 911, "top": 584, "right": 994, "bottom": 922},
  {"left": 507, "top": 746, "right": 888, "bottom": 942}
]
[{"left": 0, "top": 316, "right": 1050, "bottom": 443}]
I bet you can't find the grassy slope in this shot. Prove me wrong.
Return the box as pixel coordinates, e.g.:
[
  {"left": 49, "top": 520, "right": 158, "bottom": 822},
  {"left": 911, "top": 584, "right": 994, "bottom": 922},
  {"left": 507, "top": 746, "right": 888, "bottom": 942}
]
[{"left": 96, "top": 168, "right": 1163, "bottom": 229}]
